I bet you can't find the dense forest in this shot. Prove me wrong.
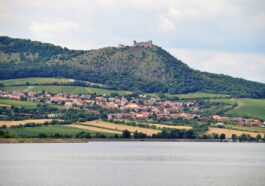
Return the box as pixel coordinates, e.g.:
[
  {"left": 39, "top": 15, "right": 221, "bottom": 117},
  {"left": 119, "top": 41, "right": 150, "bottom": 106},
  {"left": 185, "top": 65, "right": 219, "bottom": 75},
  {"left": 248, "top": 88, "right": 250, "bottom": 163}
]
[{"left": 0, "top": 36, "right": 265, "bottom": 98}]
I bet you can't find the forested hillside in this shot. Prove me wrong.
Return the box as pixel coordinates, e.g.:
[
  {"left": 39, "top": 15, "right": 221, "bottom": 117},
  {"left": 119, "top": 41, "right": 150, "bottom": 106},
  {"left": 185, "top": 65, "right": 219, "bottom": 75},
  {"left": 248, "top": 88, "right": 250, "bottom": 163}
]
[{"left": 0, "top": 36, "right": 265, "bottom": 98}]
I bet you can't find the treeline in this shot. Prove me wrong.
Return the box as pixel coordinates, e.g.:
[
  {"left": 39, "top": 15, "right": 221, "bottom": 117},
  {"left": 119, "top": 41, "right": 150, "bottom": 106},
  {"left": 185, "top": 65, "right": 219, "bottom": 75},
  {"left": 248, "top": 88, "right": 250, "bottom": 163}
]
[{"left": 0, "top": 105, "right": 99, "bottom": 122}]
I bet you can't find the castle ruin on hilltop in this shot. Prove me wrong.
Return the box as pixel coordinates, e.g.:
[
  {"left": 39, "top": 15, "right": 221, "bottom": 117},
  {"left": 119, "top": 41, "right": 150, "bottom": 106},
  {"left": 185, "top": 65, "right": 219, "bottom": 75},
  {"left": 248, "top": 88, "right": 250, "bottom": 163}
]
[{"left": 133, "top": 40, "right": 153, "bottom": 48}]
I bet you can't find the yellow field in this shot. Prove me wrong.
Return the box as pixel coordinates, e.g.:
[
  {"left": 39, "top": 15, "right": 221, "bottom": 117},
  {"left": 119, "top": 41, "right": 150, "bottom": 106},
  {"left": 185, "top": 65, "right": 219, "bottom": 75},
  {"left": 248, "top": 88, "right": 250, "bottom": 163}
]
[
  {"left": 0, "top": 119, "right": 54, "bottom": 127},
  {"left": 207, "top": 127, "right": 264, "bottom": 138},
  {"left": 67, "top": 124, "right": 121, "bottom": 134},
  {"left": 83, "top": 120, "right": 160, "bottom": 135},
  {"left": 114, "top": 119, "right": 192, "bottom": 130},
  {"left": 0, "top": 103, "right": 10, "bottom": 106},
  {"left": 148, "top": 123, "right": 192, "bottom": 130}
]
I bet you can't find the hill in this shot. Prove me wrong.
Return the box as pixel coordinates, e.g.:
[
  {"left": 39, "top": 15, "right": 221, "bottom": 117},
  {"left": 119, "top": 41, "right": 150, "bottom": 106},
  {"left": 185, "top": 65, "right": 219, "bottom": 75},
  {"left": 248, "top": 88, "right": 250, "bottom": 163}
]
[{"left": 0, "top": 36, "right": 265, "bottom": 98}]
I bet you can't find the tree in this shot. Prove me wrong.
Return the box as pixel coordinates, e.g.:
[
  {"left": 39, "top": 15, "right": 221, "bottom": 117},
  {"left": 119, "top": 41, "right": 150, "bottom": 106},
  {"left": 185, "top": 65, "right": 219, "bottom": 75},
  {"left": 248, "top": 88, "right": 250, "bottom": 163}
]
[
  {"left": 213, "top": 133, "right": 219, "bottom": 139},
  {"left": 219, "top": 133, "right": 226, "bottom": 140},
  {"left": 231, "top": 134, "right": 237, "bottom": 141},
  {"left": 238, "top": 134, "right": 247, "bottom": 141},
  {"left": 133, "top": 131, "right": 147, "bottom": 139},
  {"left": 256, "top": 134, "right": 262, "bottom": 142},
  {"left": 38, "top": 133, "right": 48, "bottom": 138},
  {"left": 121, "top": 130, "right": 131, "bottom": 138}
]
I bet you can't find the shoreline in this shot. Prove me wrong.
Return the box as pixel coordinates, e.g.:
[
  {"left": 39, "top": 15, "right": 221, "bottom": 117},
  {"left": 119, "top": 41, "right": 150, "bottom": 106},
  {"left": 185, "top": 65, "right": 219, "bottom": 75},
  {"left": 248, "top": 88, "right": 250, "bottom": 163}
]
[{"left": 0, "top": 138, "right": 258, "bottom": 143}]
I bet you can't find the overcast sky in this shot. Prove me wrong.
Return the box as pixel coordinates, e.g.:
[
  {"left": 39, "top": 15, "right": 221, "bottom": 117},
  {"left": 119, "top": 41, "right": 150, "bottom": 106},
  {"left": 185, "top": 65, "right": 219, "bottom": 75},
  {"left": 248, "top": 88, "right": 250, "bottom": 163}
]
[{"left": 1, "top": 0, "right": 265, "bottom": 83}]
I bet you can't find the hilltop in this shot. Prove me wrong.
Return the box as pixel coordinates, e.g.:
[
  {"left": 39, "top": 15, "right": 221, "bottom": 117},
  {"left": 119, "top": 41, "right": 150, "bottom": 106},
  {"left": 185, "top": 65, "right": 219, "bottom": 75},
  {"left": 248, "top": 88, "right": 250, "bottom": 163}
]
[{"left": 0, "top": 36, "right": 265, "bottom": 98}]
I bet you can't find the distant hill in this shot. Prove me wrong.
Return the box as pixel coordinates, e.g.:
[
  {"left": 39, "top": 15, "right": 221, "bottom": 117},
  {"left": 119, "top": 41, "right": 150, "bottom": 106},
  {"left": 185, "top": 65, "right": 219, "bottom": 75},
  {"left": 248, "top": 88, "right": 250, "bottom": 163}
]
[{"left": 0, "top": 36, "right": 265, "bottom": 98}]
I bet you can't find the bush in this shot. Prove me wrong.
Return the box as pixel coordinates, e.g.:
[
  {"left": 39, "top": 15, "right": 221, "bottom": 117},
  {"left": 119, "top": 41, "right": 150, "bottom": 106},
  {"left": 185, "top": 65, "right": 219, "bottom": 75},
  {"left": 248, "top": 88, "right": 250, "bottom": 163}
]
[
  {"left": 38, "top": 133, "right": 48, "bottom": 138},
  {"left": 121, "top": 130, "right": 131, "bottom": 138}
]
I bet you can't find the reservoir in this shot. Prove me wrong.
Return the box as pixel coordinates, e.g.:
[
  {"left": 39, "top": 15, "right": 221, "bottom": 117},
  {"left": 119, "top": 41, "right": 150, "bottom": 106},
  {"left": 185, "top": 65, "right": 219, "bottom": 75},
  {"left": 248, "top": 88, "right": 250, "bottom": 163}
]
[{"left": 0, "top": 142, "right": 264, "bottom": 186}]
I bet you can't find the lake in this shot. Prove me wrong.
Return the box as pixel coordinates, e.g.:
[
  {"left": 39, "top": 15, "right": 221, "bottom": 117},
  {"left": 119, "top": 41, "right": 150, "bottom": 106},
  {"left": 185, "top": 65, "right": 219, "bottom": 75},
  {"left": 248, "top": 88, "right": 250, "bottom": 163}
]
[{"left": 0, "top": 142, "right": 264, "bottom": 186}]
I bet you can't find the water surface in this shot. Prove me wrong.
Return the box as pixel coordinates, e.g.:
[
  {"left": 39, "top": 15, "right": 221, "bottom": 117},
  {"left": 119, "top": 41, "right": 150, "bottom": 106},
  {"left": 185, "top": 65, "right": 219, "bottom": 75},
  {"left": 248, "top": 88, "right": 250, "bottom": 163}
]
[{"left": 0, "top": 142, "right": 264, "bottom": 186}]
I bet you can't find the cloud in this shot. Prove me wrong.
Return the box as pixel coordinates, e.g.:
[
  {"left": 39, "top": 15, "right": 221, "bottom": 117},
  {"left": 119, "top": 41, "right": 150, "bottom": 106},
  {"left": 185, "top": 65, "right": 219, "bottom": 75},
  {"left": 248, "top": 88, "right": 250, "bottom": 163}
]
[
  {"left": 167, "top": 48, "right": 265, "bottom": 83},
  {"left": 159, "top": 18, "right": 176, "bottom": 33},
  {"left": 29, "top": 21, "right": 80, "bottom": 35}
]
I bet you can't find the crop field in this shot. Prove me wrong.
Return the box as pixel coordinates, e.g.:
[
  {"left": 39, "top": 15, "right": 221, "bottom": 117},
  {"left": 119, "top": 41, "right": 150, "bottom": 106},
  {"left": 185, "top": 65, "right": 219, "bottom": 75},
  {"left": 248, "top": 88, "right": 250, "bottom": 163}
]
[
  {"left": 68, "top": 124, "right": 121, "bottom": 134},
  {"left": 207, "top": 127, "right": 264, "bottom": 138},
  {"left": 2, "top": 125, "right": 108, "bottom": 137},
  {"left": 0, "top": 119, "right": 55, "bottom": 127},
  {"left": 225, "top": 99, "right": 265, "bottom": 120},
  {"left": 148, "top": 123, "right": 192, "bottom": 130},
  {"left": 82, "top": 120, "right": 160, "bottom": 135},
  {"left": 114, "top": 119, "right": 192, "bottom": 130}
]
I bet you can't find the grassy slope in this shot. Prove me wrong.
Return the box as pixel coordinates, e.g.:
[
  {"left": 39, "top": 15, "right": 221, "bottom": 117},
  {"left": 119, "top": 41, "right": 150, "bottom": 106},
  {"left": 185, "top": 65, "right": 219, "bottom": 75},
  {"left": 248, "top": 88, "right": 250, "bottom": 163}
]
[
  {"left": 4, "top": 125, "right": 115, "bottom": 137},
  {"left": 226, "top": 98, "right": 265, "bottom": 120},
  {"left": 209, "top": 98, "right": 265, "bottom": 120}
]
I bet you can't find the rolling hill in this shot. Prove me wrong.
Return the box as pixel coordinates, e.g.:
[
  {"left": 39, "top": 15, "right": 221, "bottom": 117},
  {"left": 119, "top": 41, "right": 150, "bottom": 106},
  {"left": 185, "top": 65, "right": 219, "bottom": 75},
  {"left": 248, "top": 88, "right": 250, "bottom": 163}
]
[{"left": 0, "top": 36, "right": 265, "bottom": 98}]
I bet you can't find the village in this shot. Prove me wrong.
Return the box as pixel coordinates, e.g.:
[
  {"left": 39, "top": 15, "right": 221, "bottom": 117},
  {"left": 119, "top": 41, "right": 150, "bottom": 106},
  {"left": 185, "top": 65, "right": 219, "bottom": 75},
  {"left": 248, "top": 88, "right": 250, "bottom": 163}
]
[{"left": 0, "top": 90, "right": 264, "bottom": 128}]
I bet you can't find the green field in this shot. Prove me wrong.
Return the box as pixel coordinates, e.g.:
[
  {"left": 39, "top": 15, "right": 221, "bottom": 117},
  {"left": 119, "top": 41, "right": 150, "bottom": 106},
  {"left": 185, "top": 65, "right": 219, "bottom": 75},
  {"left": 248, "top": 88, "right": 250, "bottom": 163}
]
[
  {"left": 226, "top": 125, "right": 265, "bottom": 133},
  {"left": 3, "top": 125, "right": 115, "bottom": 137},
  {"left": 0, "top": 77, "right": 73, "bottom": 86},
  {"left": 0, "top": 77, "right": 109, "bottom": 88},
  {"left": 225, "top": 99, "right": 265, "bottom": 120},
  {"left": 1, "top": 85, "right": 131, "bottom": 96},
  {"left": 175, "top": 93, "right": 230, "bottom": 99},
  {"left": 148, "top": 92, "right": 230, "bottom": 99},
  {"left": 0, "top": 98, "right": 39, "bottom": 107},
  {"left": 0, "top": 98, "right": 64, "bottom": 109}
]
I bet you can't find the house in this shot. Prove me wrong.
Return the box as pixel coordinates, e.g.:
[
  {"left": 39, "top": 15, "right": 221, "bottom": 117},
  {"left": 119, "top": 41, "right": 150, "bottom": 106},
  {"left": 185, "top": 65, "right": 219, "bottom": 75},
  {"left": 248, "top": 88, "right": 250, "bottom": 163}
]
[
  {"left": 135, "top": 112, "right": 150, "bottom": 120},
  {"left": 212, "top": 115, "right": 230, "bottom": 121},
  {"left": 215, "top": 122, "right": 225, "bottom": 128},
  {"left": 65, "top": 102, "right": 73, "bottom": 108}
]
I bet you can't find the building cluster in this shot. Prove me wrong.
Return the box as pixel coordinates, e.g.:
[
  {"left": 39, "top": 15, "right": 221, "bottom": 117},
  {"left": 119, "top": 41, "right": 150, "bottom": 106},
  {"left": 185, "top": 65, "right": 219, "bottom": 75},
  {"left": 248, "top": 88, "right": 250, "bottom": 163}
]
[
  {"left": 0, "top": 90, "right": 264, "bottom": 127},
  {"left": 210, "top": 115, "right": 264, "bottom": 127},
  {"left": 0, "top": 90, "right": 198, "bottom": 120},
  {"left": 133, "top": 40, "right": 153, "bottom": 48}
]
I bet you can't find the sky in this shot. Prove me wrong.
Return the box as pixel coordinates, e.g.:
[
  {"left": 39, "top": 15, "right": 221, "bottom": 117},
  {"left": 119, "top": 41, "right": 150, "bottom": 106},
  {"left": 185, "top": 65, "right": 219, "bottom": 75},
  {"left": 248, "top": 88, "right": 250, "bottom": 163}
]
[{"left": 0, "top": 0, "right": 265, "bottom": 83}]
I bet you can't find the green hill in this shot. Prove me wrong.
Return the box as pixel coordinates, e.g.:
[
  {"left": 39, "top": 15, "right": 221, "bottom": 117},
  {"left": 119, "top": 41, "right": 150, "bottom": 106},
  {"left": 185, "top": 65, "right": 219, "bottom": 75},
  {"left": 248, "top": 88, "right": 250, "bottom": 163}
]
[{"left": 0, "top": 36, "right": 265, "bottom": 98}]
